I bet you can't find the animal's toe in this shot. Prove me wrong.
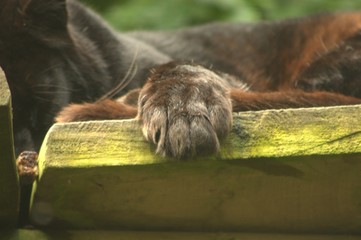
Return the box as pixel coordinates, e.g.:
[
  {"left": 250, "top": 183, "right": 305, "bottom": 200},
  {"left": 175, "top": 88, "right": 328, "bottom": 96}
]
[{"left": 16, "top": 151, "right": 39, "bottom": 186}]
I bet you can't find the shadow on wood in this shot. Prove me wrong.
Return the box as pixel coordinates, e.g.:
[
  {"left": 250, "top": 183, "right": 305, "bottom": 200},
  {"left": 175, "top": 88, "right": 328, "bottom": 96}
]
[{"left": 0, "top": 67, "right": 19, "bottom": 227}]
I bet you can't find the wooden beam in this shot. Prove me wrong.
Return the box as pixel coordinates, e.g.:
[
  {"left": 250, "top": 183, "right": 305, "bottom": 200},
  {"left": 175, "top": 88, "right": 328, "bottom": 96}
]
[
  {"left": 2, "top": 230, "right": 361, "bottom": 240},
  {"left": 30, "top": 105, "right": 361, "bottom": 233},
  {"left": 0, "top": 67, "right": 19, "bottom": 227}
]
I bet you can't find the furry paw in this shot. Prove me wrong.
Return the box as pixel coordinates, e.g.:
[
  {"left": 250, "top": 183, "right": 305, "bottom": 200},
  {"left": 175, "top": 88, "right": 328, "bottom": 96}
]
[
  {"left": 138, "top": 63, "right": 232, "bottom": 159},
  {"left": 16, "top": 151, "right": 39, "bottom": 186}
]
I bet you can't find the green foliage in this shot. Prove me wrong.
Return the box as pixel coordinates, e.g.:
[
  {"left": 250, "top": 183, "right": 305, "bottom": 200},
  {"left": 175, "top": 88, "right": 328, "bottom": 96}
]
[{"left": 80, "top": 0, "right": 361, "bottom": 30}]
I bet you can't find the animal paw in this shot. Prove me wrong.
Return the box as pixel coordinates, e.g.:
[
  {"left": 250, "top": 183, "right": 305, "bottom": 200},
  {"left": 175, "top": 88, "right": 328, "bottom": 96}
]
[
  {"left": 138, "top": 63, "right": 233, "bottom": 159},
  {"left": 16, "top": 151, "right": 39, "bottom": 186}
]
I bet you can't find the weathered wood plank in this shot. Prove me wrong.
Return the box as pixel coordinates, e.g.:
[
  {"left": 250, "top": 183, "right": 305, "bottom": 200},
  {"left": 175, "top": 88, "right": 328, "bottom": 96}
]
[
  {"left": 34, "top": 105, "right": 361, "bottom": 168},
  {"left": 30, "top": 105, "right": 361, "bottom": 233},
  {"left": 229, "top": 107, "right": 361, "bottom": 158},
  {"left": 0, "top": 67, "right": 19, "bottom": 227},
  {"left": 2, "top": 230, "right": 361, "bottom": 240}
]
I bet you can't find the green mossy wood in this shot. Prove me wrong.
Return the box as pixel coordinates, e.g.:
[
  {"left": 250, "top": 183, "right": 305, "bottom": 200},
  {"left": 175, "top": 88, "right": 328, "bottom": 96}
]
[
  {"left": 31, "top": 104, "right": 361, "bottom": 233},
  {"left": 0, "top": 67, "right": 19, "bottom": 227}
]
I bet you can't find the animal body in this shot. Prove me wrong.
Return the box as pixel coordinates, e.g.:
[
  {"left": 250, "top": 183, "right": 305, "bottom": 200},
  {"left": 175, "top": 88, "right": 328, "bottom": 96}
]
[{"left": 1, "top": 0, "right": 361, "bottom": 161}]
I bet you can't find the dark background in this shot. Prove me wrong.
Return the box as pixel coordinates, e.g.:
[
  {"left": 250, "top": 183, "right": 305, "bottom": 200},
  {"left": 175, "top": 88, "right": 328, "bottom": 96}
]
[{"left": 80, "top": 0, "right": 361, "bottom": 31}]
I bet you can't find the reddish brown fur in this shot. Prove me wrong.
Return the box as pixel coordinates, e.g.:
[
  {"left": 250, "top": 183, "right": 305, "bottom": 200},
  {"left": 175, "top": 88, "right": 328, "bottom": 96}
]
[
  {"left": 204, "top": 12, "right": 361, "bottom": 91},
  {"left": 280, "top": 13, "right": 361, "bottom": 89},
  {"left": 37, "top": 11, "right": 361, "bottom": 125},
  {"left": 56, "top": 99, "right": 137, "bottom": 123},
  {"left": 230, "top": 90, "right": 361, "bottom": 111},
  {"left": 8, "top": 0, "right": 361, "bottom": 227}
]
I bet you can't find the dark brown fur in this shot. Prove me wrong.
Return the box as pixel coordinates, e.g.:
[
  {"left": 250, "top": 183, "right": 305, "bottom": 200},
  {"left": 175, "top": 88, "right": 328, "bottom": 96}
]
[
  {"left": 3, "top": 0, "right": 361, "bottom": 226},
  {"left": 2, "top": 1, "right": 361, "bottom": 159},
  {"left": 54, "top": 10, "right": 361, "bottom": 159}
]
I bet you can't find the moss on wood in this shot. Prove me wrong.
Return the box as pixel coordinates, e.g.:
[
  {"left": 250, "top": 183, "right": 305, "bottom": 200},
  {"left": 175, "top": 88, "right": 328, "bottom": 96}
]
[{"left": 31, "top": 105, "right": 361, "bottom": 233}]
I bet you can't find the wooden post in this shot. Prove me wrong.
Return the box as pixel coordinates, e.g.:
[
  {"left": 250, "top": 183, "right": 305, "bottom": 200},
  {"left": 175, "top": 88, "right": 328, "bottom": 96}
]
[
  {"left": 0, "top": 67, "right": 19, "bottom": 227},
  {"left": 30, "top": 105, "right": 361, "bottom": 234}
]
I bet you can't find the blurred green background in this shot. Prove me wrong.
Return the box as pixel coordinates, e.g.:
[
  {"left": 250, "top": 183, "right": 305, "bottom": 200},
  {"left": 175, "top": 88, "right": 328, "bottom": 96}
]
[{"left": 80, "top": 0, "right": 361, "bottom": 31}]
